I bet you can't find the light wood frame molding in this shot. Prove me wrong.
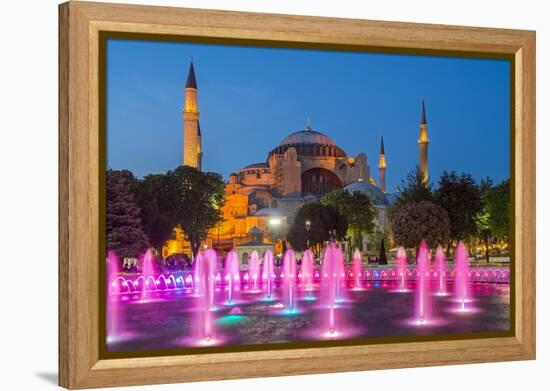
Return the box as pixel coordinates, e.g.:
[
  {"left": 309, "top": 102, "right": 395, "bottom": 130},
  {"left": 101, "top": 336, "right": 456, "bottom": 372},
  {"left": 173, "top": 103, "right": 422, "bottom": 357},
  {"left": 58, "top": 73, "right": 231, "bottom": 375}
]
[{"left": 59, "top": 1, "right": 536, "bottom": 389}]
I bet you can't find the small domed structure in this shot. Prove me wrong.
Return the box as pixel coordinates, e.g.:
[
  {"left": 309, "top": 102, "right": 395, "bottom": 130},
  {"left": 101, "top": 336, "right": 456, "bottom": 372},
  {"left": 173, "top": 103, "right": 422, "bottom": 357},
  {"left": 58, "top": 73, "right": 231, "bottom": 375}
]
[{"left": 345, "top": 180, "right": 389, "bottom": 206}]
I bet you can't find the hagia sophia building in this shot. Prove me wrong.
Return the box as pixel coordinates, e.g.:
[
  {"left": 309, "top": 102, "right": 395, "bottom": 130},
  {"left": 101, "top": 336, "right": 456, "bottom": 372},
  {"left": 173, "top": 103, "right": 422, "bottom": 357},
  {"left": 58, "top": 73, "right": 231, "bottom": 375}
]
[{"left": 162, "top": 62, "right": 430, "bottom": 262}]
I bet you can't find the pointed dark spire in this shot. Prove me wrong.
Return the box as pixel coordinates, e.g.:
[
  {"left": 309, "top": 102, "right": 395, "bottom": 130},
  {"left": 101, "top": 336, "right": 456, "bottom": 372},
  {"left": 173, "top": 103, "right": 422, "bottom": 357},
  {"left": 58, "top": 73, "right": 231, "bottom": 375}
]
[
  {"left": 420, "top": 97, "right": 427, "bottom": 125},
  {"left": 186, "top": 61, "right": 197, "bottom": 89},
  {"left": 197, "top": 121, "right": 201, "bottom": 137},
  {"left": 380, "top": 136, "right": 385, "bottom": 155}
]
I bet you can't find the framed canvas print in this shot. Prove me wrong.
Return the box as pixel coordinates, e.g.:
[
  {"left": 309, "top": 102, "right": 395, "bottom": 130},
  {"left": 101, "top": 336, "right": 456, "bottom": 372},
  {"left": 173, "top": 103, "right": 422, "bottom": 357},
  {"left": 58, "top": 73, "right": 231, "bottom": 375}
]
[{"left": 58, "top": 1, "right": 536, "bottom": 389}]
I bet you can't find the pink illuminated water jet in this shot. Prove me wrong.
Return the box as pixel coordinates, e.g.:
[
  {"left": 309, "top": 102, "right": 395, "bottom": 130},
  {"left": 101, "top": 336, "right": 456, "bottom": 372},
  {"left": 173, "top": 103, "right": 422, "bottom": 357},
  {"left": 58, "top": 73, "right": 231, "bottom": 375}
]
[
  {"left": 321, "top": 242, "right": 343, "bottom": 336},
  {"left": 140, "top": 249, "right": 156, "bottom": 302},
  {"left": 396, "top": 246, "right": 409, "bottom": 292},
  {"left": 282, "top": 249, "right": 297, "bottom": 313},
  {"left": 195, "top": 249, "right": 218, "bottom": 344},
  {"left": 434, "top": 245, "right": 448, "bottom": 296},
  {"left": 247, "top": 251, "right": 261, "bottom": 292},
  {"left": 454, "top": 241, "right": 472, "bottom": 312},
  {"left": 300, "top": 249, "right": 315, "bottom": 299},
  {"left": 106, "top": 251, "right": 122, "bottom": 341},
  {"left": 351, "top": 249, "right": 363, "bottom": 290},
  {"left": 414, "top": 241, "right": 432, "bottom": 325},
  {"left": 225, "top": 250, "right": 240, "bottom": 305},
  {"left": 262, "top": 250, "right": 275, "bottom": 300}
]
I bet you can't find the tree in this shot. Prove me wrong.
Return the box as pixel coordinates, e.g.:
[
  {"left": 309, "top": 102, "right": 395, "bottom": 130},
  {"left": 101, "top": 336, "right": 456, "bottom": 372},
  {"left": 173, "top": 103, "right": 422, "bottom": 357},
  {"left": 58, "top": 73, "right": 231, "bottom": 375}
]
[
  {"left": 391, "top": 201, "right": 451, "bottom": 250},
  {"left": 321, "top": 189, "right": 375, "bottom": 252},
  {"left": 475, "top": 176, "right": 494, "bottom": 262},
  {"left": 161, "top": 166, "right": 226, "bottom": 258},
  {"left": 393, "top": 165, "right": 434, "bottom": 212},
  {"left": 106, "top": 170, "right": 149, "bottom": 259},
  {"left": 286, "top": 203, "right": 348, "bottom": 256},
  {"left": 475, "top": 207, "right": 492, "bottom": 262},
  {"left": 483, "top": 179, "right": 510, "bottom": 242},
  {"left": 435, "top": 171, "right": 482, "bottom": 251},
  {"left": 136, "top": 173, "right": 177, "bottom": 249}
]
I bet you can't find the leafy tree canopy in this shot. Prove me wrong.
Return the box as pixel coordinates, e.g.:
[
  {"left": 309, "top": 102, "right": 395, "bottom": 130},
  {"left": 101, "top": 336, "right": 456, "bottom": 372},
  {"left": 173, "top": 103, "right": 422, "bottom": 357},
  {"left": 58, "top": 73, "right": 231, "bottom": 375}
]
[
  {"left": 435, "top": 170, "right": 482, "bottom": 242},
  {"left": 321, "top": 189, "right": 375, "bottom": 248},
  {"left": 106, "top": 170, "right": 149, "bottom": 259},
  {"left": 287, "top": 202, "right": 348, "bottom": 253},
  {"left": 161, "top": 166, "right": 226, "bottom": 257},
  {"left": 483, "top": 179, "right": 510, "bottom": 241},
  {"left": 394, "top": 165, "right": 434, "bottom": 210},
  {"left": 391, "top": 201, "right": 450, "bottom": 249}
]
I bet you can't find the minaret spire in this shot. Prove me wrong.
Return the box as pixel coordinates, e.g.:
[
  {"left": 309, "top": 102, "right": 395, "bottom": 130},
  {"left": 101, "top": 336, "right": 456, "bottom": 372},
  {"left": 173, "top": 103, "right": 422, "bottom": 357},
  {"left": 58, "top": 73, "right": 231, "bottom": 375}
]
[
  {"left": 420, "top": 97, "right": 427, "bottom": 125},
  {"left": 378, "top": 136, "right": 387, "bottom": 193},
  {"left": 418, "top": 97, "right": 429, "bottom": 184},
  {"left": 185, "top": 60, "right": 197, "bottom": 89},
  {"left": 183, "top": 60, "right": 201, "bottom": 169}
]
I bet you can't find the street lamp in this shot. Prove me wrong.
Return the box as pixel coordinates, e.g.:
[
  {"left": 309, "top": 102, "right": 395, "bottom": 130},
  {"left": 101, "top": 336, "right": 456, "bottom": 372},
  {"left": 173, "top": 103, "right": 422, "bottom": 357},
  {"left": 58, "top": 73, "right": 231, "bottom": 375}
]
[{"left": 305, "top": 219, "right": 311, "bottom": 249}]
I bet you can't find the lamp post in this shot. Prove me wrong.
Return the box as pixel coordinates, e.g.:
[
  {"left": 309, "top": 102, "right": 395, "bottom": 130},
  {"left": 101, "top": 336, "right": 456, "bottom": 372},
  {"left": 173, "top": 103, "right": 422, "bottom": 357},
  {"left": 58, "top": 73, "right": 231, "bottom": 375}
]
[{"left": 305, "top": 219, "right": 311, "bottom": 248}]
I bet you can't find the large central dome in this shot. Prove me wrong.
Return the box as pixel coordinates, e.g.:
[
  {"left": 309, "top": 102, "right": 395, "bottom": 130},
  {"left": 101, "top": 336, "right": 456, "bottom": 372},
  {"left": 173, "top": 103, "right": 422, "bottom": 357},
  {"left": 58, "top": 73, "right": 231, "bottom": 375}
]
[{"left": 279, "top": 125, "right": 336, "bottom": 146}]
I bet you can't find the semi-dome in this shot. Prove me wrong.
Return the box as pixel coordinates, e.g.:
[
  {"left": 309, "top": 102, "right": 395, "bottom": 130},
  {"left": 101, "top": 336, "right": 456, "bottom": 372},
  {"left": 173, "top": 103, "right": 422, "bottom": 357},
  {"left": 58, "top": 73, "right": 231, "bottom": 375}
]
[
  {"left": 279, "top": 126, "right": 336, "bottom": 146},
  {"left": 345, "top": 180, "right": 389, "bottom": 206}
]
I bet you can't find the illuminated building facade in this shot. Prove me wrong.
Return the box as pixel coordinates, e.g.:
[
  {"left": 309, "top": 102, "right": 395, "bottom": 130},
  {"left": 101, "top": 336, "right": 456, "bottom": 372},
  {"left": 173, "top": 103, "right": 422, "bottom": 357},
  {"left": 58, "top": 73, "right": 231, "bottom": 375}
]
[{"left": 164, "top": 62, "right": 430, "bottom": 260}]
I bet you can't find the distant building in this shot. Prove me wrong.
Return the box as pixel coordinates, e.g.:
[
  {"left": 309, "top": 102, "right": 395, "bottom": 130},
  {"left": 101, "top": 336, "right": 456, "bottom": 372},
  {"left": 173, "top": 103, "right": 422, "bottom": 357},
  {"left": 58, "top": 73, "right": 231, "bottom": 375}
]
[{"left": 163, "top": 62, "right": 430, "bottom": 261}]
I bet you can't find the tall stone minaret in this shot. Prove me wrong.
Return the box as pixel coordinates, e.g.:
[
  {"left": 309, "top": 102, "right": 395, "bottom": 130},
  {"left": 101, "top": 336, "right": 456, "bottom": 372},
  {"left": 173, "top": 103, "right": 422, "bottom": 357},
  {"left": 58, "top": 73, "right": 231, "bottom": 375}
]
[
  {"left": 378, "top": 136, "right": 387, "bottom": 193},
  {"left": 183, "top": 61, "right": 201, "bottom": 169},
  {"left": 418, "top": 98, "right": 429, "bottom": 184}
]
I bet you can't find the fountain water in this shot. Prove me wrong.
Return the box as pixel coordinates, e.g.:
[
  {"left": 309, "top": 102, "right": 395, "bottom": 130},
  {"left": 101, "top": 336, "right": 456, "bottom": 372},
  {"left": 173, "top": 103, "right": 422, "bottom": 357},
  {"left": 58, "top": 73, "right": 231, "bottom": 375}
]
[
  {"left": 414, "top": 241, "right": 432, "bottom": 325},
  {"left": 396, "top": 246, "right": 408, "bottom": 292},
  {"left": 106, "top": 251, "right": 122, "bottom": 341},
  {"left": 247, "top": 251, "right": 261, "bottom": 292},
  {"left": 282, "top": 249, "right": 297, "bottom": 313},
  {"left": 434, "top": 245, "right": 448, "bottom": 296},
  {"left": 225, "top": 250, "right": 240, "bottom": 305},
  {"left": 321, "top": 242, "right": 340, "bottom": 336},
  {"left": 300, "top": 249, "right": 315, "bottom": 300},
  {"left": 195, "top": 249, "right": 217, "bottom": 345},
  {"left": 454, "top": 241, "right": 472, "bottom": 312},
  {"left": 140, "top": 249, "right": 156, "bottom": 302},
  {"left": 351, "top": 249, "right": 363, "bottom": 290},
  {"left": 262, "top": 250, "right": 275, "bottom": 300}
]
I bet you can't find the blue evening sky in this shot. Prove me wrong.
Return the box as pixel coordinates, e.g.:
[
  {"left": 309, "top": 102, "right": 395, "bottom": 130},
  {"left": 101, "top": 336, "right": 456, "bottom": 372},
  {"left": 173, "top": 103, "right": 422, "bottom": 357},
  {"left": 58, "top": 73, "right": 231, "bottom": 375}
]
[{"left": 106, "top": 39, "right": 510, "bottom": 192}]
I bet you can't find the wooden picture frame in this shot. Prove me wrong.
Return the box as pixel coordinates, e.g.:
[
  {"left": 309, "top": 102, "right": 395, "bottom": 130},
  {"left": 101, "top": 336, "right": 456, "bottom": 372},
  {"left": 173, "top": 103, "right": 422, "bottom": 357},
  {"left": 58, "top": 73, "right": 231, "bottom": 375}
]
[{"left": 59, "top": 1, "right": 536, "bottom": 389}]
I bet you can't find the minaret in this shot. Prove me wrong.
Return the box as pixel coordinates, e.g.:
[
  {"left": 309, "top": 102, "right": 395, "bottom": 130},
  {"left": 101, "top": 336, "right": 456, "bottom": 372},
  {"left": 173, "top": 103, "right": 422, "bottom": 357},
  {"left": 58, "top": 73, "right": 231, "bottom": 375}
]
[
  {"left": 418, "top": 98, "right": 429, "bottom": 184},
  {"left": 183, "top": 61, "right": 201, "bottom": 169},
  {"left": 378, "top": 136, "right": 387, "bottom": 193}
]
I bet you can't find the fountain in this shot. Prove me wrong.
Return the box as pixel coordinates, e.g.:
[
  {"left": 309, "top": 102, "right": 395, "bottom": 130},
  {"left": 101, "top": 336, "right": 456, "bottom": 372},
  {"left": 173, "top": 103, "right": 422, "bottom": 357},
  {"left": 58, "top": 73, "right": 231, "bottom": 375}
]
[
  {"left": 454, "top": 241, "right": 472, "bottom": 312},
  {"left": 414, "top": 241, "right": 432, "bottom": 325},
  {"left": 282, "top": 249, "right": 297, "bottom": 313},
  {"left": 434, "top": 244, "right": 448, "bottom": 296},
  {"left": 396, "top": 246, "right": 409, "bottom": 292},
  {"left": 321, "top": 242, "right": 340, "bottom": 337},
  {"left": 247, "top": 251, "right": 261, "bottom": 292},
  {"left": 351, "top": 249, "right": 363, "bottom": 290},
  {"left": 262, "top": 250, "right": 275, "bottom": 301},
  {"left": 140, "top": 248, "right": 156, "bottom": 302},
  {"left": 225, "top": 250, "right": 240, "bottom": 305},
  {"left": 195, "top": 249, "right": 217, "bottom": 345},
  {"left": 300, "top": 249, "right": 315, "bottom": 300},
  {"left": 106, "top": 251, "right": 122, "bottom": 342}
]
